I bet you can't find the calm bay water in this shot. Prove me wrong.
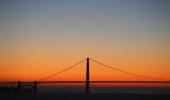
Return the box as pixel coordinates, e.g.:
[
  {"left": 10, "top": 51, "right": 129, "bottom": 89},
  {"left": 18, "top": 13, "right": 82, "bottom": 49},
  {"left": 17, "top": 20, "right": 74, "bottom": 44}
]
[{"left": 37, "top": 83, "right": 170, "bottom": 94}]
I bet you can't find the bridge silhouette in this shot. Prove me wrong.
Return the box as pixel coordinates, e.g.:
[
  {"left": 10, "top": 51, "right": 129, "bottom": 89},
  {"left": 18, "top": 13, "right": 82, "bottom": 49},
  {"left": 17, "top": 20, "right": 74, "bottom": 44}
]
[{"left": 1, "top": 58, "right": 170, "bottom": 93}]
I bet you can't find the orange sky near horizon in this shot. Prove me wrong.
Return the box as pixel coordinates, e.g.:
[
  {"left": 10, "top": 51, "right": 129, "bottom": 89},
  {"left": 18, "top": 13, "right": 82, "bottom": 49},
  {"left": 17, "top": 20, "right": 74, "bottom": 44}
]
[{"left": 1, "top": 54, "right": 170, "bottom": 81}]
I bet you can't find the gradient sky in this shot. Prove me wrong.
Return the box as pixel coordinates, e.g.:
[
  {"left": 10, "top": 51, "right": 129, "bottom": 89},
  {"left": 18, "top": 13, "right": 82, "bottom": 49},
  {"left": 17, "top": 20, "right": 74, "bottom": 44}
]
[{"left": 0, "top": 0, "right": 170, "bottom": 81}]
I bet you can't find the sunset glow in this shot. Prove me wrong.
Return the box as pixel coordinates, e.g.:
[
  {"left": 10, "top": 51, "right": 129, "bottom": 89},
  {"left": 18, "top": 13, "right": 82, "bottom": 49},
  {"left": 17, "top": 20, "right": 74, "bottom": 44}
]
[{"left": 0, "top": 0, "right": 170, "bottom": 84}]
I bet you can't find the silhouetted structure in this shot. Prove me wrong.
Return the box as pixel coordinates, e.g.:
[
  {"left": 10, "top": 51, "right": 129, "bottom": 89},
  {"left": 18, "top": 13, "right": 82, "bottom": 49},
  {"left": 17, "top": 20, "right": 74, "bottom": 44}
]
[
  {"left": 1, "top": 58, "right": 170, "bottom": 93},
  {"left": 86, "top": 58, "right": 90, "bottom": 94},
  {"left": 17, "top": 81, "right": 21, "bottom": 92},
  {"left": 33, "top": 81, "right": 37, "bottom": 93}
]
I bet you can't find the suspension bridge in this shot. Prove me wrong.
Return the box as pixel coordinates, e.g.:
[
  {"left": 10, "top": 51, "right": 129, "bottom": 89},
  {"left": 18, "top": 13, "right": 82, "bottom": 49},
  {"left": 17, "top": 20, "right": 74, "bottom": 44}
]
[{"left": 1, "top": 58, "right": 170, "bottom": 93}]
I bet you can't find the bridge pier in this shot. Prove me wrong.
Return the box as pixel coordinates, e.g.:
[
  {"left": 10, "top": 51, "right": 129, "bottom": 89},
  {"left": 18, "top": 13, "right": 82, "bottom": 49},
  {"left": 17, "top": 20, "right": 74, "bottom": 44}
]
[
  {"left": 17, "top": 81, "right": 22, "bottom": 92},
  {"left": 86, "top": 58, "right": 90, "bottom": 94},
  {"left": 17, "top": 81, "right": 38, "bottom": 93},
  {"left": 33, "top": 81, "right": 37, "bottom": 93}
]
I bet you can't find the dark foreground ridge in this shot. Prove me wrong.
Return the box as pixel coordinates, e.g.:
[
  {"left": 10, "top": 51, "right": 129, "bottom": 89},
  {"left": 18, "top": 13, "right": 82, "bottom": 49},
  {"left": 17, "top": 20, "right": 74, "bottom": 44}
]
[{"left": 0, "top": 93, "right": 170, "bottom": 100}]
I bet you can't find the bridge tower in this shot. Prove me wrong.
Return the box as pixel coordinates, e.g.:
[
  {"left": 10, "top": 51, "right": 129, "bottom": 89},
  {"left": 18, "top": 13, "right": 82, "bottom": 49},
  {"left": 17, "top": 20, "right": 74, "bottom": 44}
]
[{"left": 86, "top": 58, "right": 90, "bottom": 94}]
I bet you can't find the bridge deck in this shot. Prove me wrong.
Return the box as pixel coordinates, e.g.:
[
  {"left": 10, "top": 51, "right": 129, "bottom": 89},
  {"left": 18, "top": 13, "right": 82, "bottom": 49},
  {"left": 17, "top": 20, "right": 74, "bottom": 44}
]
[
  {"left": 1, "top": 81, "right": 170, "bottom": 84},
  {"left": 40, "top": 81, "right": 170, "bottom": 84}
]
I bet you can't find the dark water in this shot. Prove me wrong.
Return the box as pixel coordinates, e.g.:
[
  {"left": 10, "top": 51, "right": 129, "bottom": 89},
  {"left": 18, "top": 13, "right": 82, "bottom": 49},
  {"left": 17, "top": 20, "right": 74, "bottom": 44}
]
[
  {"left": 1, "top": 85, "right": 170, "bottom": 100},
  {"left": 0, "top": 92, "right": 170, "bottom": 100},
  {"left": 37, "top": 85, "right": 170, "bottom": 94}
]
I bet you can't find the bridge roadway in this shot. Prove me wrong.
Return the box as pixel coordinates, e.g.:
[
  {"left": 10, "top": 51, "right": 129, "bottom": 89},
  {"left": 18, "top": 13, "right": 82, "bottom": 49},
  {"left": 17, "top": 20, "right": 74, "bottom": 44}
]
[{"left": 1, "top": 81, "right": 170, "bottom": 84}]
